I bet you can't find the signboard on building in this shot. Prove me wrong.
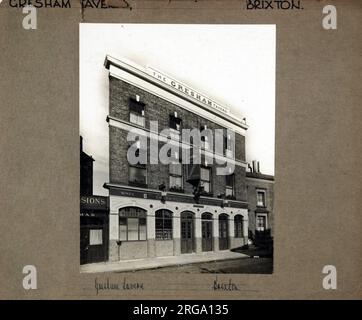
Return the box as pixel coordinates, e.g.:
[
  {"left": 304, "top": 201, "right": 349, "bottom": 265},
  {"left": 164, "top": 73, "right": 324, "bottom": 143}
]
[
  {"left": 146, "top": 67, "right": 230, "bottom": 115},
  {"left": 80, "top": 195, "right": 109, "bottom": 210}
]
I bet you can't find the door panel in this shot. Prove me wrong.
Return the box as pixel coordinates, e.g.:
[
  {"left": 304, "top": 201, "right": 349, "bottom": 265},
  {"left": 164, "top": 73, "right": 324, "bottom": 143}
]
[
  {"left": 181, "top": 212, "right": 194, "bottom": 254},
  {"left": 202, "top": 220, "right": 213, "bottom": 251},
  {"left": 80, "top": 218, "right": 108, "bottom": 264},
  {"left": 219, "top": 215, "right": 229, "bottom": 250}
]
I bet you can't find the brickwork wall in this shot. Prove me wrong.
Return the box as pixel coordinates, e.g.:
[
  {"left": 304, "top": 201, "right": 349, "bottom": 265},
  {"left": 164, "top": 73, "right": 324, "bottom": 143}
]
[{"left": 109, "top": 76, "right": 247, "bottom": 201}]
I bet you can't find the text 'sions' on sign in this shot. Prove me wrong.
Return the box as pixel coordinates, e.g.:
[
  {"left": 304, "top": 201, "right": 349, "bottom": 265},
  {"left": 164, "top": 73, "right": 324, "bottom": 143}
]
[{"left": 80, "top": 195, "right": 109, "bottom": 210}]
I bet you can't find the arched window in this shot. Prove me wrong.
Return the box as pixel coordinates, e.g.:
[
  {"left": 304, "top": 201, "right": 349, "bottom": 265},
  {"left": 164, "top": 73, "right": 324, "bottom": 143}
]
[
  {"left": 201, "top": 212, "right": 213, "bottom": 220},
  {"left": 234, "top": 214, "right": 243, "bottom": 238},
  {"left": 155, "top": 209, "right": 173, "bottom": 240},
  {"left": 119, "top": 207, "right": 147, "bottom": 241}
]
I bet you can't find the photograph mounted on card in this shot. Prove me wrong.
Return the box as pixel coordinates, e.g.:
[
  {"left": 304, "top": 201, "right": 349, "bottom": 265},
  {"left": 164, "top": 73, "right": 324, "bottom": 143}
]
[{"left": 79, "top": 24, "right": 276, "bottom": 274}]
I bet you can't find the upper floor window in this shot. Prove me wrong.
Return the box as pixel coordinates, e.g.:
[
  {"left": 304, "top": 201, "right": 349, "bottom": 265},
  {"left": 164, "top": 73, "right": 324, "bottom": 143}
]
[
  {"left": 200, "top": 166, "right": 211, "bottom": 194},
  {"left": 256, "top": 214, "right": 267, "bottom": 231},
  {"left": 201, "top": 136, "right": 210, "bottom": 150},
  {"left": 225, "top": 174, "right": 235, "bottom": 197},
  {"left": 129, "top": 164, "right": 147, "bottom": 186},
  {"left": 200, "top": 125, "right": 211, "bottom": 150},
  {"left": 256, "top": 189, "right": 266, "bottom": 207},
  {"left": 224, "top": 133, "right": 234, "bottom": 158},
  {"left": 128, "top": 140, "right": 147, "bottom": 187},
  {"left": 129, "top": 98, "right": 145, "bottom": 127},
  {"left": 169, "top": 162, "right": 183, "bottom": 191},
  {"left": 169, "top": 112, "right": 182, "bottom": 132}
]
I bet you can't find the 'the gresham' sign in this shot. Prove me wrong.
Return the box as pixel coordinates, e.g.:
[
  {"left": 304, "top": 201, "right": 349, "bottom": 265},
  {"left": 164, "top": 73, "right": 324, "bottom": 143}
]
[{"left": 146, "top": 67, "right": 230, "bottom": 115}]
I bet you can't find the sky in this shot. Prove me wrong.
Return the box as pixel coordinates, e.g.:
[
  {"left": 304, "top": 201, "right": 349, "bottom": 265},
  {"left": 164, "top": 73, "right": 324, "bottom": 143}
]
[{"left": 80, "top": 24, "right": 275, "bottom": 196}]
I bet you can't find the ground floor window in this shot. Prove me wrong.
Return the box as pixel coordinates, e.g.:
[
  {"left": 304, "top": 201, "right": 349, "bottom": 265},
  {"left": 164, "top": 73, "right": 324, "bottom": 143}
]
[
  {"left": 234, "top": 215, "right": 243, "bottom": 238},
  {"left": 256, "top": 214, "right": 267, "bottom": 231},
  {"left": 119, "top": 207, "right": 147, "bottom": 241},
  {"left": 155, "top": 209, "right": 173, "bottom": 240}
]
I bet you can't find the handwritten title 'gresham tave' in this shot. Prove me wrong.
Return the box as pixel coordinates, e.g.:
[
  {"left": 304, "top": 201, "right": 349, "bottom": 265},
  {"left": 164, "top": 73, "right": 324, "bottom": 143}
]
[{"left": 8, "top": 0, "right": 123, "bottom": 9}]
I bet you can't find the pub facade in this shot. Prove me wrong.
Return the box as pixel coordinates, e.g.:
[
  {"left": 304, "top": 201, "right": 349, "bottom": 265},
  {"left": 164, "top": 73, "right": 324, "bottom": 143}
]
[{"left": 103, "top": 56, "right": 250, "bottom": 262}]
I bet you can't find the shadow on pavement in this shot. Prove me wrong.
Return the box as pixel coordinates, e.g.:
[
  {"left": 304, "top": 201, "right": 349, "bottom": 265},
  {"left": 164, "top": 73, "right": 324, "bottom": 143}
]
[{"left": 231, "top": 244, "right": 273, "bottom": 258}]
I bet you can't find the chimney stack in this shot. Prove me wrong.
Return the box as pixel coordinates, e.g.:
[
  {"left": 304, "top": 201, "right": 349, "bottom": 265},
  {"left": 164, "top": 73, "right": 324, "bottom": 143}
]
[
  {"left": 252, "top": 160, "right": 257, "bottom": 173},
  {"left": 251, "top": 160, "right": 260, "bottom": 173}
]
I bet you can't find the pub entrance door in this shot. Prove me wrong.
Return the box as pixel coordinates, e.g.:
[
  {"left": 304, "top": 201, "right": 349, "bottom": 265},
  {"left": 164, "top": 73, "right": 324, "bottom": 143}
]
[
  {"left": 219, "top": 213, "right": 229, "bottom": 250},
  {"left": 181, "top": 211, "right": 195, "bottom": 254},
  {"left": 201, "top": 213, "right": 213, "bottom": 252}
]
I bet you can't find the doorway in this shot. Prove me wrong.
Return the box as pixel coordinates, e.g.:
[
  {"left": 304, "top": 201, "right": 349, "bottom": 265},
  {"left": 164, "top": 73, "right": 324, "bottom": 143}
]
[
  {"left": 80, "top": 214, "right": 108, "bottom": 265},
  {"left": 201, "top": 213, "right": 213, "bottom": 252},
  {"left": 181, "top": 211, "right": 195, "bottom": 254},
  {"left": 219, "top": 213, "right": 229, "bottom": 250}
]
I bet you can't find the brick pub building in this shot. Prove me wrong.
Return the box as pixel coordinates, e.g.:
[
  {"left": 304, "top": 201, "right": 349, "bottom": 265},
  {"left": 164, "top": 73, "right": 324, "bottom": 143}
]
[{"left": 103, "top": 56, "right": 250, "bottom": 262}]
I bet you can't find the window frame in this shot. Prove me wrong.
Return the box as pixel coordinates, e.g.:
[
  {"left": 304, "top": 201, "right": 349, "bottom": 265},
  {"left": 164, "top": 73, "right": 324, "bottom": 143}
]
[
  {"left": 200, "top": 166, "right": 212, "bottom": 195},
  {"left": 223, "top": 133, "right": 234, "bottom": 157},
  {"left": 225, "top": 174, "right": 235, "bottom": 198},
  {"left": 256, "top": 189, "right": 266, "bottom": 207},
  {"left": 119, "top": 207, "right": 147, "bottom": 241},
  {"left": 169, "top": 114, "right": 182, "bottom": 132},
  {"left": 169, "top": 161, "right": 183, "bottom": 191},
  {"left": 255, "top": 213, "right": 268, "bottom": 231},
  {"left": 127, "top": 140, "right": 148, "bottom": 187},
  {"left": 155, "top": 209, "right": 173, "bottom": 240},
  {"left": 128, "top": 164, "right": 147, "bottom": 187},
  {"left": 89, "top": 229, "right": 103, "bottom": 245},
  {"left": 234, "top": 215, "right": 243, "bottom": 238},
  {"left": 129, "top": 98, "right": 145, "bottom": 127},
  {"left": 200, "top": 125, "right": 212, "bottom": 151}
]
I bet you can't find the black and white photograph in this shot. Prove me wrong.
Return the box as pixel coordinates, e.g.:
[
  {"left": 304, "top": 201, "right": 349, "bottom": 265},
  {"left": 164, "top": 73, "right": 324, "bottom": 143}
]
[
  {"left": 2, "top": 0, "right": 362, "bottom": 304},
  {"left": 79, "top": 24, "right": 276, "bottom": 274}
]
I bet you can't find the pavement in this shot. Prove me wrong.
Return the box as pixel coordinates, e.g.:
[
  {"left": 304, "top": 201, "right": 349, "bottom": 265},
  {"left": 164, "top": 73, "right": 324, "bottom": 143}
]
[
  {"left": 80, "top": 251, "right": 249, "bottom": 273},
  {"left": 133, "top": 257, "right": 273, "bottom": 274}
]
